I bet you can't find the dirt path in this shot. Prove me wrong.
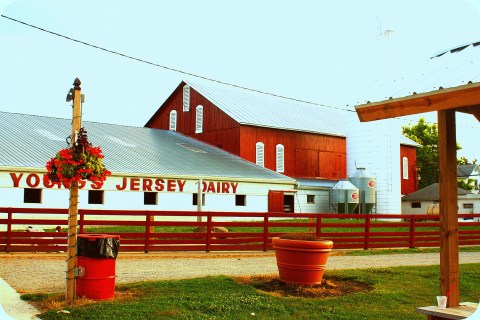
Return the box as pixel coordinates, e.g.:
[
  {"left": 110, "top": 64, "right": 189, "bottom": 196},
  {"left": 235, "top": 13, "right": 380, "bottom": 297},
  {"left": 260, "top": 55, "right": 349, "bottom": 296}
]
[{"left": 0, "top": 251, "right": 478, "bottom": 293}]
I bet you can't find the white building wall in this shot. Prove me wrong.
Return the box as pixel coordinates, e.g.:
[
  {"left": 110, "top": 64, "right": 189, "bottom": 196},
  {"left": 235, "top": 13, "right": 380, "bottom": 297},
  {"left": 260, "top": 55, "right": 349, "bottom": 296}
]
[
  {"left": 347, "top": 115, "right": 401, "bottom": 214},
  {"left": 0, "top": 171, "right": 295, "bottom": 230},
  {"left": 294, "top": 189, "right": 330, "bottom": 213}
]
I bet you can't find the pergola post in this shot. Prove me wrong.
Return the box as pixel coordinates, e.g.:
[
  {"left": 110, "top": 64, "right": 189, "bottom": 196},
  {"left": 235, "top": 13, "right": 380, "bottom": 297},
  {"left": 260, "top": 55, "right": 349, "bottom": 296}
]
[{"left": 437, "top": 109, "right": 459, "bottom": 307}]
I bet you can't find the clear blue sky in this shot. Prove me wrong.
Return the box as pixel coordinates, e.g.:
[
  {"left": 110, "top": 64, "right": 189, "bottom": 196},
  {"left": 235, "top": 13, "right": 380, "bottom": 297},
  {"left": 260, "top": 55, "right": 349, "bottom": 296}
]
[{"left": 1, "top": 0, "right": 480, "bottom": 160}]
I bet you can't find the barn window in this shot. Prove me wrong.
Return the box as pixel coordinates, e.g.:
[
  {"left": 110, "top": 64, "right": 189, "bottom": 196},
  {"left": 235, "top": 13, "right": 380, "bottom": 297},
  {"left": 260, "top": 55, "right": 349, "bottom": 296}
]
[
  {"left": 307, "top": 195, "right": 315, "bottom": 204},
  {"left": 235, "top": 195, "right": 246, "bottom": 206},
  {"left": 24, "top": 188, "right": 41, "bottom": 203},
  {"left": 192, "top": 193, "right": 206, "bottom": 206},
  {"left": 144, "top": 192, "right": 157, "bottom": 205},
  {"left": 402, "top": 157, "right": 409, "bottom": 180},
  {"left": 256, "top": 142, "right": 264, "bottom": 167},
  {"left": 276, "top": 144, "right": 284, "bottom": 173},
  {"left": 88, "top": 190, "right": 104, "bottom": 205},
  {"left": 195, "top": 105, "right": 203, "bottom": 133},
  {"left": 169, "top": 110, "right": 177, "bottom": 131},
  {"left": 411, "top": 202, "right": 421, "bottom": 208},
  {"left": 183, "top": 84, "right": 190, "bottom": 112}
]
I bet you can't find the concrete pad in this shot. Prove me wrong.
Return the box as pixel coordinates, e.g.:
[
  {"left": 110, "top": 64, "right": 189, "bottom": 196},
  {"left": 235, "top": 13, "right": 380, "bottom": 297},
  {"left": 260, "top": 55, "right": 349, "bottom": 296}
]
[{"left": 0, "top": 278, "right": 41, "bottom": 320}]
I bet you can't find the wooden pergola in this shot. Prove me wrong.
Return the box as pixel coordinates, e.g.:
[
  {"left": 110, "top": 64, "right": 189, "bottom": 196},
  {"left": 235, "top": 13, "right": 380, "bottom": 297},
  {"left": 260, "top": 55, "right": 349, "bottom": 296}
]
[{"left": 355, "top": 82, "right": 480, "bottom": 308}]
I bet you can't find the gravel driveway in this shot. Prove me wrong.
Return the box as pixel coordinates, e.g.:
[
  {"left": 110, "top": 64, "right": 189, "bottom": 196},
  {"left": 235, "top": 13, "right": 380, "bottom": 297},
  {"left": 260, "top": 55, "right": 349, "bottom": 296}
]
[{"left": 0, "top": 251, "right": 479, "bottom": 293}]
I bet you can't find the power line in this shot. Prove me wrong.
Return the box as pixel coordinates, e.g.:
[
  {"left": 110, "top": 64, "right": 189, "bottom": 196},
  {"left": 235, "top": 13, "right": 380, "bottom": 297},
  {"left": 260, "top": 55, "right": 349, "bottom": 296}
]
[{"left": 0, "top": 14, "right": 356, "bottom": 114}]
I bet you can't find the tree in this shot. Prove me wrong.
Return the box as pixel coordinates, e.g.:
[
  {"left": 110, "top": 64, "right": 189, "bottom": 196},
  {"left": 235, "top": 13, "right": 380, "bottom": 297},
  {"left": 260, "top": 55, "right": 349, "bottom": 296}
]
[
  {"left": 402, "top": 118, "right": 441, "bottom": 189},
  {"left": 402, "top": 117, "right": 471, "bottom": 190}
]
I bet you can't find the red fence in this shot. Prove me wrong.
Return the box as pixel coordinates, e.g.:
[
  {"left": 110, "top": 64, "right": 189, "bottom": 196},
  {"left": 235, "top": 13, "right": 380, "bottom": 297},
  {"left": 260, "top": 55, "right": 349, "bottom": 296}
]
[{"left": 1, "top": 207, "right": 480, "bottom": 253}]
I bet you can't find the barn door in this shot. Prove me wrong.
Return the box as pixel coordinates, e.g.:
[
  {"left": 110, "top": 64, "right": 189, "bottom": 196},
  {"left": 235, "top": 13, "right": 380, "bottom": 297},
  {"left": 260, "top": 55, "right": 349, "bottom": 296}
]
[{"left": 268, "top": 191, "right": 284, "bottom": 213}]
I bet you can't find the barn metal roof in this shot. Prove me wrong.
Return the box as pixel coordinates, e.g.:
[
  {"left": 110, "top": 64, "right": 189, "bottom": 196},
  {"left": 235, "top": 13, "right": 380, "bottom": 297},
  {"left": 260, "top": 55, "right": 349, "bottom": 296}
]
[
  {"left": 0, "top": 111, "right": 295, "bottom": 183},
  {"left": 185, "top": 79, "right": 346, "bottom": 137},
  {"left": 183, "top": 79, "right": 420, "bottom": 147},
  {"left": 359, "top": 41, "right": 480, "bottom": 104}
]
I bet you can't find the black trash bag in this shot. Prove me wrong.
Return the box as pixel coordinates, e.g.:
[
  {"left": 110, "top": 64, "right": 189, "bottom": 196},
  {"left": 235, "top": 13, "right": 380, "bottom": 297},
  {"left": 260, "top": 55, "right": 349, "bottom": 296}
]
[{"left": 77, "top": 235, "right": 120, "bottom": 259}]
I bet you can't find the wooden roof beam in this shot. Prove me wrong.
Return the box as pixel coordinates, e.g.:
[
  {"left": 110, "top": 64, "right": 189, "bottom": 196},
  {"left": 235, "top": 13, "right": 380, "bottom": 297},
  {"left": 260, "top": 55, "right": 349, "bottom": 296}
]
[
  {"left": 456, "top": 105, "right": 480, "bottom": 121},
  {"left": 355, "top": 83, "right": 480, "bottom": 122}
]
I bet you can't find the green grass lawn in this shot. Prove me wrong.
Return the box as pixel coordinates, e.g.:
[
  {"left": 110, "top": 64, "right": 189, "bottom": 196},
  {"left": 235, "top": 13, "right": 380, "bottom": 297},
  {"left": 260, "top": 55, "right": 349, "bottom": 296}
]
[{"left": 24, "top": 264, "right": 480, "bottom": 320}]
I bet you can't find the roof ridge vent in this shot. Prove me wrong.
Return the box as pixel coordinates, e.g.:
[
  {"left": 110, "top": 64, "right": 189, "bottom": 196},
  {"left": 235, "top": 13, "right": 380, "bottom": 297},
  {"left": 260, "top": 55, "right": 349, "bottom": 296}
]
[
  {"left": 176, "top": 142, "right": 207, "bottom": 153},
  {"left": 35, "top": 129, "right": 65, "bottom": 141},
  {"left": 108, "top": 136, "right": 136, "bottom": 147}
]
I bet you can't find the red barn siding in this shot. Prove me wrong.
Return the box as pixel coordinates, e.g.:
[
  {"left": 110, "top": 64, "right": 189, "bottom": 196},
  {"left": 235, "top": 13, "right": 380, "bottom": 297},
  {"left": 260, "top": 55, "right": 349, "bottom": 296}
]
[
  {"left": 146, "top": 84, "right": 241, "bottom": 155},
  {"left": 239, "top": 126, "right": 346, "bottom": 179},
  {"left": 400, "top": 145, "right": 418, "bottom": 195},
  {"left": 147, "top": 82, "right": 413, "bottom": 186}
]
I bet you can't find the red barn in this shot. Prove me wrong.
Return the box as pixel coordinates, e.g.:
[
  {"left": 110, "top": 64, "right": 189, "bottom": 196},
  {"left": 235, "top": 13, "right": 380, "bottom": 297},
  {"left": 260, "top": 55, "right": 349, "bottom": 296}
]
[{"left": 146, "top": 80, "right": 418, "bottom": 195}]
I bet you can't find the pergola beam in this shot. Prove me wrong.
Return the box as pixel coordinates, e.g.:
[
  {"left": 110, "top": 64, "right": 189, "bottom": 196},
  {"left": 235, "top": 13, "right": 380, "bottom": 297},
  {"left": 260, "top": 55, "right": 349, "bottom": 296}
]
[{"left": 355, "top": 83, "right": 480, "bottom": 122}]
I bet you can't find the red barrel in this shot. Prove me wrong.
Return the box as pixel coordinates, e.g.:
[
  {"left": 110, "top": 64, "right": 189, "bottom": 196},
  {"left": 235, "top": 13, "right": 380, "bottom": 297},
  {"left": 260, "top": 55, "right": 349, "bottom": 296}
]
[
  {"left": 76, "top": 234, "right": 120, "bottom": 300},
  {"left": 76, "top": 256, "right": 116, "bottom": 300}
]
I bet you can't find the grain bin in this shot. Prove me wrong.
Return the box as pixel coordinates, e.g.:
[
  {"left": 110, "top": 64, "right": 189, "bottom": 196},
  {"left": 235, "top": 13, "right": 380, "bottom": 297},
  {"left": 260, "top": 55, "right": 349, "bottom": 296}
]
[
  {"left": 329, "top": 180, "right": 359, "bottom": 214},
  {"left": 348, "top": 168, "right": 376, "bottom": 214}
]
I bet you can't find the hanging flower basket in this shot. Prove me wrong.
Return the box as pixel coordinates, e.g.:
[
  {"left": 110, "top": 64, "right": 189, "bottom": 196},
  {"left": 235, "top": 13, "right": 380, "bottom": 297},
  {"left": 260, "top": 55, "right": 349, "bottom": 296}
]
[{"left": 45, "top": 127, "right": 111, "bottom": 184}]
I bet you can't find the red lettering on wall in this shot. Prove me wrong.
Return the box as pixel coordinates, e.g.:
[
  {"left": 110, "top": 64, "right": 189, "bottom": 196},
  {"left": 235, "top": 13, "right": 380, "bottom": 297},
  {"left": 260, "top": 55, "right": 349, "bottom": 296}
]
[
  {"left": 91, "top": 181, "right": 103, "bottom": 190},
  {"left": 221, "top": 182, "right": 230, "bottom": 193},
  {"left": 177, "top": 180, "right": 186, "bottom": 192},
  {"left": 231, "top": 182, "right": 238, "bottom": 194},
  {"left": 130, "top": 178, "right": 140, "bottom": 191},
  {"left": 202, "top": 181, "right": 207, "bottom": 193},
  {"left": 155, "top": 179, "right": 165, "bottom": 191},
  {"left": 207, "top": 182, "right": 216, "bottom": 193},
  {"left": 116, "top": 178, "right": 127, "bottom": 191},
  {"left": 167, "top": 180, "right": 176, "bottom": 192},
  {"left": 143, "top": 179, "right": 153, "bottom": 191},
  {"left": 26, "top": 174, "right": 40, "bottom": 188},
  {"left": 10, "top": 173, "right": 23, "bottom": 187},
  {"left": 79, "top": 180, "right": 86, "bottom": 189}
]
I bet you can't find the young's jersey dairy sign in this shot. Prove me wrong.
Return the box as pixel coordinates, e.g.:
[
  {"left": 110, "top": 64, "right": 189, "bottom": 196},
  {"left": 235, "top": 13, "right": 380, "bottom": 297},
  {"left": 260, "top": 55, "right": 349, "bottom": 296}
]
[
  {"left": 0, "top": 171, "right": 296, "bottom": 213},
  {"left": 6, "top": 172, "right": 239, "bottom": 194}
]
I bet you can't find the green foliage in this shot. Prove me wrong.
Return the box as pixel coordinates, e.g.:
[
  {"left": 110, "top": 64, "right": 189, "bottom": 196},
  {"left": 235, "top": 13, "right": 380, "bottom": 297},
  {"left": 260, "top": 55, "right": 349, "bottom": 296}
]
[
  {"left": 33, "top": 265, "right": 480, "bottom": 320},
  {"left": 458, "top": 156, "right": 478, "bottom": 165},
  {"left": 402, "top": 118, "right": 441, "bottom": 189},
  {"left": 402, "top": 118, "right": 476, "bottom": 189},
  {"left": 458, "top": 179, "right": 475, "bottom": 191}
]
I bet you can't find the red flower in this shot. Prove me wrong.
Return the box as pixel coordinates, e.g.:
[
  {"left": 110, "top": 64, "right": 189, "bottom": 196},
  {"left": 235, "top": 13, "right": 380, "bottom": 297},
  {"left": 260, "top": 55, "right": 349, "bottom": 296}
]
[{"left": 45, "top": 127, "right": 110, "bottom": 184}]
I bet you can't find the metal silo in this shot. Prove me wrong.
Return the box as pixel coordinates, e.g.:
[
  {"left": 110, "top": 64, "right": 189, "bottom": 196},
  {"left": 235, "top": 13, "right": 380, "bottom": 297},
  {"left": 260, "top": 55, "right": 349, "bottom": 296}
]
[
  {"left": 348, "top": 168, "right": 376, "bottom": 214},
  {"left": 329, "top": 180, "right": 359, "bottom": 214}
]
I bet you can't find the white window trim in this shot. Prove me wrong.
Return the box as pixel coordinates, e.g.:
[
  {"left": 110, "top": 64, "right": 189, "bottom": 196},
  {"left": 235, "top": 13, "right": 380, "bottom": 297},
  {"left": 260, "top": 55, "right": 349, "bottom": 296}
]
[
  {"left": 195, "top": 105, "right": 203, "bottom": 134},
  {"left": 402, "top": 156, "right": 409, "bottom": 180},
  {"left": 256, "top": 142, "right": 264, "bottom": 167},
  {"left": 183, "top": 85, "right": 190, "bottom": 112},
  {"left": 276, "top": 144, "right": 284, "bottom": 173},
  {"left": 169, "top": 110, "right": 177, "bottom": 131}
]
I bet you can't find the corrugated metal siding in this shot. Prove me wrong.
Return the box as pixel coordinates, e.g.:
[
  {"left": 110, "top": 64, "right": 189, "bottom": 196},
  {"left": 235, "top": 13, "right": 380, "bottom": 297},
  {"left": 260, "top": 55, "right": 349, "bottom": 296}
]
[
  {"left": 185, "top": 79, "right": 346, "bottom": 137},
  {"left": 0, "top": 111, "right": 295, "bottom": 183}
]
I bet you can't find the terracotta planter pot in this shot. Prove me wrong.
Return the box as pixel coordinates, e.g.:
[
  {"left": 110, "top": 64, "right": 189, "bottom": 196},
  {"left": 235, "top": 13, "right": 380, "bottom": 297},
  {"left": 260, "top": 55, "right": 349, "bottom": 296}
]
[{"left": 272, "top": 237, "right": 333, "bottom": 285}]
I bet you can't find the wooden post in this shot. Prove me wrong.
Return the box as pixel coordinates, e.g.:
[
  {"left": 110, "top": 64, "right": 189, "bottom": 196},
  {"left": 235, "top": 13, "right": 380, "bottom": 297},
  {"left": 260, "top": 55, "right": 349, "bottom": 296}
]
[
  {"left": 66, "top": 78, "right": 82, "bottom": 303},
  {"left": 197, "top": 179, "right": 203, "bottom": 222},
  {"left": 437, "top": 109, "right": 459, "bottom": 307}
]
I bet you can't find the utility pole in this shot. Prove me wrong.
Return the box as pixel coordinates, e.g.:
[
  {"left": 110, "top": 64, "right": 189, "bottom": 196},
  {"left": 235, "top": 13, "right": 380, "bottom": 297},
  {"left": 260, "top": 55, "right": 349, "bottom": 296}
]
[{"left": 66, "top": 78, "right": 82, "bottom": 303}]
